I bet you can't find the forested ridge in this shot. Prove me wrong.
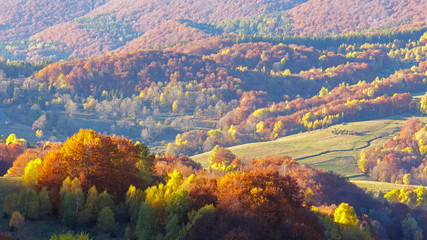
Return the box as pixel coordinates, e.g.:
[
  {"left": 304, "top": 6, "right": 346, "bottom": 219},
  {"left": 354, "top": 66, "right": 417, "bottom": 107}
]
[{"left": 0, "top": 0, "right": 426, "bottom": 61}]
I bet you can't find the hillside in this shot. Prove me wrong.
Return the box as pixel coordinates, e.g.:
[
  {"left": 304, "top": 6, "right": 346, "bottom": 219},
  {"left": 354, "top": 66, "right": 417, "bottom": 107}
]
[
  {"left": 0, "top": 0, "right": 107, "bottom": 41},
  {"left": 1, "top": 0, "right": 426, "bottom": 61},
  {"left": 288, "top": 0, "right": 427, "bottom": 35},
  {"left": 114, "top": 20, "right": 215, "bottom": 53},
  {"left": 87, "top": 0, "right": 305, "bottom": 33},
  {"left": 192, "top": 112, "right": 427, "bottom": 177}
]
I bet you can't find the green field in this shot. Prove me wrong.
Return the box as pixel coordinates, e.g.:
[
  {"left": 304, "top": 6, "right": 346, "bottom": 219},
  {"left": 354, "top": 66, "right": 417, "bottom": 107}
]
[
  {"left": 192, "top": 112, "right": 427, "bottom": 179},
  {"left": 351, "top": 180, "right": 414, "bottom": 194}
]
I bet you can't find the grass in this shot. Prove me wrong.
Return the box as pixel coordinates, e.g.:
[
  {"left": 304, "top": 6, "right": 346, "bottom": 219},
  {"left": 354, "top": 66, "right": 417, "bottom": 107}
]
[
  {"left": 191, "top": 112, "right": 427, "bottom": 179},
  {"left": 351, "top": 180, "right": 414, "bottom": 194}
]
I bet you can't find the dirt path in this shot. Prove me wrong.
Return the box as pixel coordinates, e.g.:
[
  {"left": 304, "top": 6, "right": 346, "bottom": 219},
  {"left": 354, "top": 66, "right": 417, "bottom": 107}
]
[{"left": 295, "top": 119, "right": 397, "bottom": 161}]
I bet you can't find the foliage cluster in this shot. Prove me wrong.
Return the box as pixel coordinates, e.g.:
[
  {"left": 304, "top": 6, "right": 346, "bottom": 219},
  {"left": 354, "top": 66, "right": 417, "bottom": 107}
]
[{"left": 359, "top": 117, "right": 427, "bottom": 185}]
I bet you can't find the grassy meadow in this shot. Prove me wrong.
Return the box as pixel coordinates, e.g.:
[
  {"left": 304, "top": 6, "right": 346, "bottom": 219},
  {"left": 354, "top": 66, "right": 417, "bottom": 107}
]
[
  {"left": 351, "top": 180, "right": 414, "bottom": 194},
  {"left": 192, "top": 112, "right": 427, "bottom": 179}
]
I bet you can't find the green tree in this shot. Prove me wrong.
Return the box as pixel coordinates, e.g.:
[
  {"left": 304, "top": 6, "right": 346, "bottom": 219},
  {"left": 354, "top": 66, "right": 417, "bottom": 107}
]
[
  {"left": 185, "top": 204, "right": 216, "bottom": 239},
  {"left": 59, "top": 177, "right": 72, "bottom": 199},
  {"left": 135, "top": 202, "right": 158, "bottom": 240},
  {"left": 62, "top": 192, "right": 76, "bottom": 228},
  {"left": 164, "top": 189, "right": 190, "bottom": 240},
  {"left": 39, "top": 187, "right": 50, "bottom": 217},
  {"left": 311, "top": 208, "right": 341, "bottom": 240},
  {"left": 3, "top": 193, "right": 18, "bottom": 217},
  {"left": 165, "top": 214, "right": 183, "bottom": 240},
  {"left": 126, "top": 185, "right": 144, "bottom": 226},
  {"left": 166, "top": 189, "right": 191, "bottom": 217},
  {"left": 17, "top": 189, "right": 39, "bottom": 220},
  {"left": 98, "top": 191, "right": 115, "bottom": 212},
  {"left": 401, "top": 216, "right": 423, "bottom": 240},
  {"left": 50, "top": 232, "right": 93, "bottom": 240},
  {"left": 318, "top": 86, "right": 328, "bottom": 97},
  {"left": 71, "top": 178, "right": 85, "bottom": 216},
  {"left": 78, "top": 186, "right": 99, "bottom": 224},
  {"left": 97, "top": 207, "right": 116, "bottom": 234}
]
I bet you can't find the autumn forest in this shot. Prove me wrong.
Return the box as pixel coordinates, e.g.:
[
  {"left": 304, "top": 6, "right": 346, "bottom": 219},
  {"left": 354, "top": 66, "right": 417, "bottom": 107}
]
[{"left": 1, "top": 0, "right": 427, "bottom": 239}]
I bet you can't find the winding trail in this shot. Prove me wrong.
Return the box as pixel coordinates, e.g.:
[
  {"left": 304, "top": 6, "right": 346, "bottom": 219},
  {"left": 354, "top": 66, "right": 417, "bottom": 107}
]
[
  {"left": 294, "top": 119, "right": 397, "bottom": 161},
  {"left": 294, "top": 135, "right": 382, "bottom": 161}
]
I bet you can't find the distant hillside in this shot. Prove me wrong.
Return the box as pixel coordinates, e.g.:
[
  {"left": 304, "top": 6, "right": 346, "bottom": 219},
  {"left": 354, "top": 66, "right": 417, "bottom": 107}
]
[
  {"left": 32, "top": 22, "right": 120, "bottom": 59},
  {"left": 0, "top": 0, "right": 107, "bottom": 41},
  {"left": 288, "top": 0, "right": 427, "bottom": 35},
  {"left": 87, "top": 0, "right": 305, "bottom": 33},
  {"left": 114, "top": 20, "right": 215, "bottom": 53},
  {"left": 0, "top": 0, "right": 426, "bottom": 61}
]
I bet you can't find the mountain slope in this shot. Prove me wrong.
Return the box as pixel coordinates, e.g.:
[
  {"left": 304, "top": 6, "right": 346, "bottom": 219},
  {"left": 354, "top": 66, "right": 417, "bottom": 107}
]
[
  {"left": 1, "top": 0, "right": 427, "bottom": 61},
  {"left": 0, "top": 0, "right": 107, "bottom": 41},
  {"left": 288, "top": 0, "right": 427, "bottom": 35},
  {"left": 87, "top": 0, "right": 306, "bottom": 33},
  {"left": 191, "top": 113, "right": 427, "bottom": 178},
  {"left": 114, "top": 20, "right": 214, "bottom": 53}
]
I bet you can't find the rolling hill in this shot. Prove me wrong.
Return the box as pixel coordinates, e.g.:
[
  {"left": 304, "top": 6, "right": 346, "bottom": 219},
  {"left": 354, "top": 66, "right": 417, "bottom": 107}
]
[
  {"left": 191, "top": 112, "right": 427, "bottom": 178},
  {"left": 1, "top": 0, "right": 426, "bottom": 61},
  {"left": 0, "top": 0, "right": 107, "bottom": 41},
  {"left": 288, "top": 0, "right": 427, "bottom": 35}
]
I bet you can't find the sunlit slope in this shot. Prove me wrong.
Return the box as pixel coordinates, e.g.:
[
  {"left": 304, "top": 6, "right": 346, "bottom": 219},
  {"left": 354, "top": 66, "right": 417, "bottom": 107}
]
[
  {"left": 351, "top": 180, "right": 414, "bottom": 194},
  {"left": 192, "top": 112, "right": 427, "bottom": 178}
]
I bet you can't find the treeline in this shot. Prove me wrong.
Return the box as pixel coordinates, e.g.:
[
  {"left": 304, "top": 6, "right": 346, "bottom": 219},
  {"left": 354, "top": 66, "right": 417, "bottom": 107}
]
[
  {"left": 72, "top": 13, "right": 140, "bottom": 43},
  {"left": 33, "top": 41, "right": 388, "bottom": 100},
  {"left": 0, "top": 59, "right": 52, "bottom": 78},
  {"left": 2, "top": 130, "right": 426, "bottom": 239},
  {"left": 230, "top": 25, "right": 427, "bottom": 51},
  {"left": 210, "top": 11, "right": 293, "bottom": 37},
  {"left": 358, "top": 116, "right": 427, "bottom": 185}
]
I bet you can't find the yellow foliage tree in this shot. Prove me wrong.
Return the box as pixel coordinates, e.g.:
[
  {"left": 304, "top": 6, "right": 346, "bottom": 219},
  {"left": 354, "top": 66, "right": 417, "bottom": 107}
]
[
  {"left": 334, "top": 203, "right": 359, "bottom": 225},
  {"left": 357, "top": 150, "right": 368, "bottom": 173},
  {"left": 420, "top": 92, "right": 427, "bottom": 115},
  {"left": 9, "top": 211, "right": 25, "bottom": 231},
  {"left": 23, "top": 158, "right": 42, "bottom": 187},
  {"left": 172, "top": 101, "right": 178, "bottom": 113}
]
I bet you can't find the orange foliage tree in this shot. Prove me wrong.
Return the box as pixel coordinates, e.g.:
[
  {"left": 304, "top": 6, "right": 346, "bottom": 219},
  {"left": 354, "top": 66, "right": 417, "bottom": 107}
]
[
  {"left": 6, "top": 143, "right": 54, "bottom": 177},
  {"left": 217, "top": 169, "right": 303, "bottom": 226},
  {"left": 0, "top": 143, "right": 26, "bottom": 176},
  {"left": 216, "top": 169, "right": 322, "bottom": 239},
  {"left": 37, "top": 129, "right": 150, "bottom": 199}
]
